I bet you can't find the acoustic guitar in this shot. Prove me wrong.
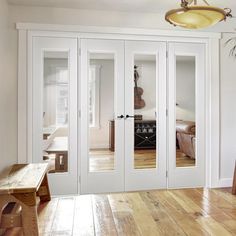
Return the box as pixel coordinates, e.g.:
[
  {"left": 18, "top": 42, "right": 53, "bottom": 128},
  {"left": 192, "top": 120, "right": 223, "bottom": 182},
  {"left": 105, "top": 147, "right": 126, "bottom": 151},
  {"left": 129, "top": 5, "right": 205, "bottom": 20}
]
[{"left": 134, "top": 65, "right": 145, "bottom": 109}]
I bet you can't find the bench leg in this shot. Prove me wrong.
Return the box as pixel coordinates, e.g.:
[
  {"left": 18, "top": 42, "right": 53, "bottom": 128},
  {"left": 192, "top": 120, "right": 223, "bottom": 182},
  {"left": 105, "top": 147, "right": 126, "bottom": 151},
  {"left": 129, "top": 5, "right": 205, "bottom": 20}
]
[
  {"left": 0, "top": 197, "right": 9, "bottom": 232},
  {"left": 22, "top": 205, "right": 39, "bottom": 236},
  {"left": 37, "top": 174, "right": 51, "bottom": 202},
  {"left": 232, "top": 161, "right": 236, "bottom": 195}
]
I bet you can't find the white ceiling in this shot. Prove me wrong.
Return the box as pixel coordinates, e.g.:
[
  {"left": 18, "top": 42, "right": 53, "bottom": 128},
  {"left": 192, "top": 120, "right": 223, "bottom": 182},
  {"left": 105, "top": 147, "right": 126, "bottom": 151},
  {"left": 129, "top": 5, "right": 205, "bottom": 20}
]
[{"left": 7, "top": 0, "right": 236, "bottom": 14}]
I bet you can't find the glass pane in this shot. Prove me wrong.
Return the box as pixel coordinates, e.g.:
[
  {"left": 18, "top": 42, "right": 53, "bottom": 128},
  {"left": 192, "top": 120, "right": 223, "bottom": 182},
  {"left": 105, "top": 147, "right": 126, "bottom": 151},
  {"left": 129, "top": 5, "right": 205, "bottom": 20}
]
[
  {"left": 43, "top": 51, "right": 69, "bottom": 173},
  {"left": 176, "top": 56, "right": 196, "bottom": 167},
  {"left": 134, "top": 54, "right": 157, "bottom": 169},
  {"left": 89, "top": 53, "right": 115, "bottom": 172}
]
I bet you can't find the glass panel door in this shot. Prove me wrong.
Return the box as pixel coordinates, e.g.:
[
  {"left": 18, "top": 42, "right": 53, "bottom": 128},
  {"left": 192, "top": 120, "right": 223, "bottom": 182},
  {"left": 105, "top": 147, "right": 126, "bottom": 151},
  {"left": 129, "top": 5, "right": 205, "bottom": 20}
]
[
  {"left": 168, "top": 42, "right": 205, "bottom": 188},
  {"left": 80, "top": 39, "right": 125, "bottom": 194},
  {"left": 32, "top": 37, "right": 78, "bottom": 195},
  {"left": 125, "top": 41, "right": 167, "bottom": 191}
]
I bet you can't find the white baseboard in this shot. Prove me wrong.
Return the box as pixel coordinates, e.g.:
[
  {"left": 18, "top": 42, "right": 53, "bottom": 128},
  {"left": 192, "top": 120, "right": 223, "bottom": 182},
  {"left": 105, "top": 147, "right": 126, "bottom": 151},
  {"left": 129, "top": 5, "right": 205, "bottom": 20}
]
[{"left": 217, "top": 178, "right": 233, "bottom": 188}]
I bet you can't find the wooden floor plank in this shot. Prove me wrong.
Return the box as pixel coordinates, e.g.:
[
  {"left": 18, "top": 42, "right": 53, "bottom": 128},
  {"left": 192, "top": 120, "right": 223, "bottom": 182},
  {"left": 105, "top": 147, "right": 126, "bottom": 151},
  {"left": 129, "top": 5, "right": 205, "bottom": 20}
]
[
  {"left": 154, "top": 191, "right": 210, "bottom": 236},
  {"left": 139, "top": 191, "right": 186, "bottom": 236},
  {"left": 211, "top": 189, "right": 236, "bottom": 205},
  {"left": 108, "top": 193, "right": 141, "bottom": 236},
  {"left": 196, "top": 189, "right": 236, "bottom": 219},
  {"left": 3, "top": 188, "right": 236, "bottom": 236},
  {"left": 51, "top": 197, "right": 75, "bottom": 235},
  {"left": 178, "top": 189, "right": 223, "bottom": 216},
  {"left": 170, "top": 190, "right": 208, "bottom": 218},
  {"left": 38, "top": 198, "right": 59, "bottom": 234},
  {"left": 211, "top": 212, "right": 236, "bottom": 235},
  {"left": 123, "top": 192, "right": 163, "bottom": 236},
  {"left": 92, "top": 195, "right": 118, "bottom": 236},
  {"left": 72, "top": 195, "right": 95, "bottom": 236},
  {"left": 196, "top": 217, "right": 233, "bottom": 236}
]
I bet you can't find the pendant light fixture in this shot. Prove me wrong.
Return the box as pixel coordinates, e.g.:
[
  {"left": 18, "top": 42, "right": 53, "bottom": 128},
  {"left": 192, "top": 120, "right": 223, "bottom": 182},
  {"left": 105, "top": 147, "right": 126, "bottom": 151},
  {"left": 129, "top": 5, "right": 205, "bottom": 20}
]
[{"left": 165, "top": 0, "right": 232, "bottom": 29}]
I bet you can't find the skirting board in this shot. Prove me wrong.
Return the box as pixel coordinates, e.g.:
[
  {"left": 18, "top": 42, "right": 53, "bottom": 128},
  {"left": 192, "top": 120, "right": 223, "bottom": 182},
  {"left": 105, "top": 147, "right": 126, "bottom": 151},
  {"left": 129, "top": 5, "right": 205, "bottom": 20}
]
[{"left": 218, "top": 178, "right": 233, "bottom": 188}]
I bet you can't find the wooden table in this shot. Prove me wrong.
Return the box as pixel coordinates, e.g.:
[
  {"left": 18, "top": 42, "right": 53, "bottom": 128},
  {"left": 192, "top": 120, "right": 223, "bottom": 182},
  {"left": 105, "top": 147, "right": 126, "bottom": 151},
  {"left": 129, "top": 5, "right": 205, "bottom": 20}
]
[
  {"left": 0, "top": 163, "right": 51, "bottom": 236},
  {"left": 233, "top": 161, "right": 236, "bottom": 195},
  {"left": 46, "top": 137, "right": 68, "bottom": 172}
]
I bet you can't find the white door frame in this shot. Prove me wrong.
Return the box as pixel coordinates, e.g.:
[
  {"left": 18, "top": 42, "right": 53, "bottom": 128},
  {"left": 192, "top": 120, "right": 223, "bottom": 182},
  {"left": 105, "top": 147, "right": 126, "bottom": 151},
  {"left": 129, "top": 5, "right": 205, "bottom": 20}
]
[{"left": 17, "top": 24, "right": 222, "bottom": 195}]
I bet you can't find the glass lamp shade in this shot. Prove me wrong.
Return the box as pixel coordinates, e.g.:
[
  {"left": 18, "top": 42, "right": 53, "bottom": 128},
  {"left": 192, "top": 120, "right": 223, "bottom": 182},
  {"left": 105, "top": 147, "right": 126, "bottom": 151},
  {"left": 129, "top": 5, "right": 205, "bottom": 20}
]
[{"left": 165, "top": 6, "right": 227, "bottom": 29}]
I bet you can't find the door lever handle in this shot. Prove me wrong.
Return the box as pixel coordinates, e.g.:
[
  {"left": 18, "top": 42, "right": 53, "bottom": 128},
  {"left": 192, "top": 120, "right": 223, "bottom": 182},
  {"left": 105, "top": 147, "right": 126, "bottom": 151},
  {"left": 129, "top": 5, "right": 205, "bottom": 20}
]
[
  {"left": 125, "top": 115, "right": 135, "bottom": 119},
  {"left": 117, "top": 115, "right": 124, "bottom": 119}
]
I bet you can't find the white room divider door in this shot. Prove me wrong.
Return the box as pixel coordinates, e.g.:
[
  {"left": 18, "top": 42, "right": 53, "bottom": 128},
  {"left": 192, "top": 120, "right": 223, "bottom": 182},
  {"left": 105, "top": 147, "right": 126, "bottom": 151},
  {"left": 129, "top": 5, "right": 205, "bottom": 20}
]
[
  {"left": 168, "top": 42, "right": 205, "bottom": 188},
  {"left": 32, "top": 37, "right": 78, "bottom": 195},
  {"left": 125, "top": 41, "right": 167, "bottom": 191},
  {"left": 80, "top": 39, "right": 125, "bottom": 194}
]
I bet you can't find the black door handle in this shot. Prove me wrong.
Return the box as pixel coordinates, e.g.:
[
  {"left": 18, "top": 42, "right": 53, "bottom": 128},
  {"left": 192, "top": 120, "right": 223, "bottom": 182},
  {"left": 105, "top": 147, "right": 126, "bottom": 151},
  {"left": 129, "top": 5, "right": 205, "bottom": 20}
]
[
  {"left": 126, "top": 115, "right": 135, "bottom": 119},
  {"left": 117, "top": 115, "right": 124, "bottom": 119}
]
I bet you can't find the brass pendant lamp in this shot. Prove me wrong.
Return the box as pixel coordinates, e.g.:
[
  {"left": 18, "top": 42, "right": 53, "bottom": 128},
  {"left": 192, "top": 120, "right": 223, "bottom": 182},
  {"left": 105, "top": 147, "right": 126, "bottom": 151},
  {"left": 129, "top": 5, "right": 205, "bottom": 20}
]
[{"left": 165, "top": 0, "right": 232, "bottom": 29}]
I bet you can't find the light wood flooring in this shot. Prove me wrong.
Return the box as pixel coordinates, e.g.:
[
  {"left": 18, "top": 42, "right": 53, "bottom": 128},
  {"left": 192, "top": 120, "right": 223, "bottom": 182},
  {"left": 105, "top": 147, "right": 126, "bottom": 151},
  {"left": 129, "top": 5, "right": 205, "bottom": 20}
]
[
  {"left": 4, "top": 188, "right": 236, "bottom": 236},
  {"left": 89, "top": 149, "right": 195, "bottom": 172}
]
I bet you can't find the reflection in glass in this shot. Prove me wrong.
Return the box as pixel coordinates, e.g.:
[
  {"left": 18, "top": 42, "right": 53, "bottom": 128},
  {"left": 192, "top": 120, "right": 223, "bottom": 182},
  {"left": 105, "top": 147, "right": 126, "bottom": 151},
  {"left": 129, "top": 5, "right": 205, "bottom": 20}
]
[
  {"left": 89, "top": 53, "right": 115, "bottom": 172},
  {"left": 176, "top": 56, "right": 196, "bottom": 167},
  {"left": 43, "top": 51, "right": 69, "bottom": 173},
  {"left": 134, "top": 54, "right": 157, "bottom": 169}
]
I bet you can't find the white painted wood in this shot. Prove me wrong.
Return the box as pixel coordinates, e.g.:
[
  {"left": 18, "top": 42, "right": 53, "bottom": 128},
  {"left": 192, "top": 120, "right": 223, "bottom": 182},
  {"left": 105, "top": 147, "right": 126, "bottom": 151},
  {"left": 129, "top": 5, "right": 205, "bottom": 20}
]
[
  {"left": 125, "top": 41, "right": 167, "bottom": 191},
  {"left": 27, "top": 30, "right": 213, "bottom": 46},
  {"left": 168, "top": 42, "right": 206, "bottom": 188},
  {"left": 218, "top": 178, "right": 234, "bottom": 187},
  {"left": 18, "top": 29, "right": 27, "bottom": 164},
  {"left": 32, "top": 36, "right": 78, "bottom": 195},
  {"left": 205, "top": 40, "right": 211, "bottom": 188},
  {"left": 17, "top": 25, "right": 221, "bottom": 190},
  {"left": 77, "top": 38, "right": 81, "bottom": 194},
  {"left": 208, "top": 38, "right": 221, "bottom": 188},
  {"left": 80, "top": 39, "right": 125, "bottom": 194},
  {"left": 27, "top": 31, "right": 33, "bottom": 164},
  {"left": 16, "top": 23, "right": 221, "bottom": 39}
]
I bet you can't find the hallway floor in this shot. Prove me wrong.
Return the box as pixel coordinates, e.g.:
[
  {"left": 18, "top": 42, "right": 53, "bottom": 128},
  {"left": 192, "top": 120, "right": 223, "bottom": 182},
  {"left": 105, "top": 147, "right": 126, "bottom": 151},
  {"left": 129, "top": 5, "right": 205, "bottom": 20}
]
[{"left": 4, "top": 188, "right": 236, "bottom": 236}]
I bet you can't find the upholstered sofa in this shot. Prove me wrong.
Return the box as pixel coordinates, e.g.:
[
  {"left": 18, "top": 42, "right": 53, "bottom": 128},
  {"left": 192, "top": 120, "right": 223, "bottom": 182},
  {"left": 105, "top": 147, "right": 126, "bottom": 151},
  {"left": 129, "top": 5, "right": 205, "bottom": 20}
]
[{"left": 176, "top": 120, "right": 196, "bottom": 159}]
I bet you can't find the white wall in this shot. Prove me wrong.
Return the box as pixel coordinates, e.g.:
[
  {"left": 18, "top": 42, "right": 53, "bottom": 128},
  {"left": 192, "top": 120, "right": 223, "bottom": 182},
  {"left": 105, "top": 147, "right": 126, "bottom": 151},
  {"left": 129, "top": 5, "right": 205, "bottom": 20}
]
[
  {"left": 220, "top": 33, "right": 236, "bottom": 180},
  {"left": 9, "top": 5, "right": 170, "bottom": 30},
  {"left": 0, "top": 0, "right": 17, "bottom": 173}
]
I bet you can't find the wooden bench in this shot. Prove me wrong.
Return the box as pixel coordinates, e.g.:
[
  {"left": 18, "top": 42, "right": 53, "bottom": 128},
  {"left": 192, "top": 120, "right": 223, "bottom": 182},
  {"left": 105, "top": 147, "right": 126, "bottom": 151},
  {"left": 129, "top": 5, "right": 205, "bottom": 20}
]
[
  {"left": 0, "top": 163, "right": 51, "bottom": 236},
  {"left": 46, "top": 137, "right": 68, "bottom": 173}
]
